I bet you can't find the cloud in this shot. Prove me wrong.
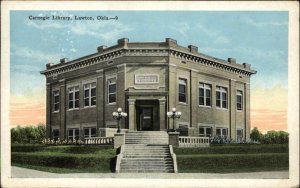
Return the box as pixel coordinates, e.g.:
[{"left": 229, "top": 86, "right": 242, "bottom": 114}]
[
  {"left": 168, "top": 22, "right": 190, "bottom": 37},
  {"left": 11, "top": 44, "right": 63, "bottom": 63},
  {"left": 10, "top": 90, "right": 46, "bottom": 127},
  {"left": 197, "top": 24, "right": 231, "bottom": 45},
  {"left": 26, "top": 20, "right": 65, "bottom": 30},
  {"left": 251, "top": 85, "right": 287, "bottom": 110},
  {"left": 25, "top": 16, "right": 134, "bottom": 41},
  {"left": 70, "top": 48, "right": 77, "bottom": 52},
  {"left": 250, "top": 85, "right": 287, "bottom": 132},
  {"left": 243, "top": 17, "right": 288, "bottom": 27},
  {"left": 251, "top": 109, "right": 287, "bottom": 132}
]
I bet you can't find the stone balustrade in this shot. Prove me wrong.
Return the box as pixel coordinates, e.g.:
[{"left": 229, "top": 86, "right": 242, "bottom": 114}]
[
  {"left": 179, "top": 136, "right": 210, "bottom": 147},
  {"left": 84, "top": 137, "right": 114, "bottom": 145}
]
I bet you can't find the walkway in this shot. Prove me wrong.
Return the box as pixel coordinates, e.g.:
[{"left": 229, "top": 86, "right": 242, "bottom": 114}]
[{"left": 11, "top": 166, "right": 289, "bottom": 179}]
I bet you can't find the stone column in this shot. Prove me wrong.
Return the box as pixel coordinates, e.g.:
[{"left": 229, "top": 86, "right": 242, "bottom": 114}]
[
  {"left": 117, "top": 64, "right": 126, "bottom": 129},
  {"left": 96, "top": 69, "right": 104, "bottom": 136},
  {"left": 128, "top": 99, "right": 136, "bottom": 131},
  {"left": 159, "top": 98, "right": 166, "bottom": 131},
  {"left": 230, "top": 79, "right": 236, "bottom": 140},
  {"left": 190, "top": 69, "right": 198, "bottom": 136},
  {"left": 168, "top": 63, "right": 177, "bottom": 131},
  {"left": 46, "top": 83, "right": 51, "bottom": 139},
  {"left": 114, "top": 133, "right": 125, "bottom": 149},
  {"left": 245, "top": 82, "right": 251, "bottom": 140},
  {"left": 59, "top": 79, "right": 66, "bottom": 140},
  {"left": 169, "top": 132, "right": 179, "bottom": 147}
]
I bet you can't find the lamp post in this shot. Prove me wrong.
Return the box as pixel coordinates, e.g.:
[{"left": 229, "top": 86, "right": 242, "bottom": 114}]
[
  {"left": 167, "top": 107, "right": 182, "bottom": 132},
  {"left": 112, "top": 107, "right": 127, "bottom": 133}
]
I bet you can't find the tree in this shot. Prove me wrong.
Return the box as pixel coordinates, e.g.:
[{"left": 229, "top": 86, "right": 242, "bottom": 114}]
[
  {"left": 11, "top": 124, "right": 46, "bottom": 144},
  {"left": 250, "top": 127, "right": 263, "bottom": 142},
  {"left": 250, "top": 127, "right": 289, "bottom": 144}
]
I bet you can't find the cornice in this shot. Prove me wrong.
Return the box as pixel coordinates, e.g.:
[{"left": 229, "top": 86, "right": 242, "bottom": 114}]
[
  {"left": 169, "top": 48, "right": 256, "bottom": 77},
  {"left": 41, "top": 46, "right": 256, "bottom": 78}
]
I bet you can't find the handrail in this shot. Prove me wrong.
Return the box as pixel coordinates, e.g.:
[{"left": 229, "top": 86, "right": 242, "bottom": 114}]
[
  {"left": 178, "top": 136, "right": 210, "bottom": 147},
  {"left": 115, "top": 144, "right": 125, "bottom": 173},
  {"left": 169, "top": 145, "right": 178, "bottom": 173},
  {"left": 84, "top": 137, "right": 114, "bottom": 145}
]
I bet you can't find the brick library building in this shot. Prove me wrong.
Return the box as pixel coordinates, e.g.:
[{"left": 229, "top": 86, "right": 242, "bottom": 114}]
[{"left": 41, "top": 38, "right": 256, "bottom": 141}]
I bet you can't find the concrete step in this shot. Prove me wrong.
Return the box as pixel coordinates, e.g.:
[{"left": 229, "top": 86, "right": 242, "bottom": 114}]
[
  {"left": 120, "top": 169, "right": 174, "bottom": 173},
  {"left": 120, "top": 166, "right": 174, "bottom": 170},
  {"left": 123, "top": 152, "right": 170, "bottom": 155},
  {"left": 123, "top": 156, "right": 171, "bottom": 159},
  {"left": 121, "top": 162, "right": 173, "bottom": 166},
  {"left": 119, "top": 131, "right": 174, "bottom": 173}
]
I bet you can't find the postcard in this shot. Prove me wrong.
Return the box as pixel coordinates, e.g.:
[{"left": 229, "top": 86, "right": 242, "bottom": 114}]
[{"left": 1, "top": 1, "right": 299, "bottom": 188}]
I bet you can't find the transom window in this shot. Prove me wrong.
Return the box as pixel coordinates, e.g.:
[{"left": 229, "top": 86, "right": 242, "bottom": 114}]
[
  {"left": 236, "top": 90, "right": 243, "bottom": 111},
  {"left": 236, "top": 128, "right": 244, "bottom": 142},
  {"left": 53, "top": 129, "right": 60, "bottom": 141},
  {"left": 216, "top": 127, "right": 228, "bottom": 137},
  {"left": 216, "top": 86, "right": 228, "bottom": 109},
  {"left": 199, "top": 126, "right": 212, "bottom": 137},
  {"left": 199, "top": 83, "right": 211, "bottom": 106},
  {"left": 68, "top": 86, "right": 79, "bottom": 109},
  {"left": 84, "top": 82, "right": 96, "bottom": 107},
  {"left": 108, "top": 78, "right": 116, "bottom": 104},
  {"left": 84, "top": 127, "right": 97, "bottom": 138},
  {"left": 53, "top": 90, "right": 60, "bottom": 112},
  {"left": 178, "top": 78, "right": 187, "bottom": 103},
  {"left": 68, "top": 128, "right": 79, "bottom": 140}
]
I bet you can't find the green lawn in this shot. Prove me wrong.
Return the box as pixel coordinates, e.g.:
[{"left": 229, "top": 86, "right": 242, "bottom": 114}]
[
  {"left": 12, "top": 144, "right": 116, "bottom": 173},
  {"left": 174, "top": 144, "right": 289, "bottom": 173},
  {"left": 12, "top": 144, "right": 289, "bottom": 174}
]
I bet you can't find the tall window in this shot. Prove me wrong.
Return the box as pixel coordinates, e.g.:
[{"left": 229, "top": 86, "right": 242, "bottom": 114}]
[
  {"left": 68, "top": 86, "right": 79, "bottom": 109},
  {"left": 108, "top": 78, "right": 116, "bottom": 104},
  {"left": 216, "top": 127, "right": 228, "bottom": 137},
  {"left": 178, "top": 78, "right": 187, "bottom": 103},
  {"left": 216, "top": 86, "right": 228, "bottom": 109},
  {"left": 53, "top": 90, "right": 60, "bottom": 112},
  {"left": 199, "top": 127, "right": 212, "bottom": 137},
  {"left": 53, "top": 129, "right": 60, "bottom": 141},
  {"left": 68, "top": 128, "right": 79, "bottom": 140},
  {"left": 199, "top": 83, "right": 211, "bottom": 106},
  {"left": 84, "top": 127, "right": 97, "bottom": 138},
  {"left": 236, "top": 90, "right": 243, "bottom": 111},
  {"left": 236, "top": 128, "right": 243, "bottom": 142},
  {"left": 84, "top": 82, "right": 96, "bottom": 107}
]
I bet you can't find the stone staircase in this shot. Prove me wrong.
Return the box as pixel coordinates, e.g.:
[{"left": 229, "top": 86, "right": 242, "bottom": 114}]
[{"left": 117, "top": 131, "right": 177, "bottom": 173}]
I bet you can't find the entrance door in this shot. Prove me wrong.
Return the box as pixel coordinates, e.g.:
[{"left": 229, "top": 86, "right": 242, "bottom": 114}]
[{"left": 140, "top": 107, "right": 153, "bottom": 131}]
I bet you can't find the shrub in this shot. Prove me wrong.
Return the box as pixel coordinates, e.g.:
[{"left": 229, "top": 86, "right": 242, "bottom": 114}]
[
  {"left": 250, "top": 127, "right": 264, "bottom": 142},
  {"left": 11, "top": 152, "right": 113, "bottom": 172},
  {"left": 177, "top": 153, "right": 289, "bottom": 173},
  {"left": 11, "top": 124, "right": 46, "bottom": 144},
  {"left": 174, "top": 144, "right": 288, "bottom": 155},
  {"left": 250, "top": 127, "right": 288, "bottom": 144}
]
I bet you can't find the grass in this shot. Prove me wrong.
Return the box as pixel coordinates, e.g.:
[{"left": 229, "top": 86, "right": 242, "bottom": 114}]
[
  {"left": 175, "top": 144, "right": 289, "bottom": 173},
  {"left": 12, "top": 144, "right": 289, "bottom": 174},
  {"left": 12, "top": 144, "right": 116, "bottom": 173}
]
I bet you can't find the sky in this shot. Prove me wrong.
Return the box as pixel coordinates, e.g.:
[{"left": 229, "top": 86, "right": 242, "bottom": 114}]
[{"left": 10, "top": 11, "right": 288, "bottom": 132}]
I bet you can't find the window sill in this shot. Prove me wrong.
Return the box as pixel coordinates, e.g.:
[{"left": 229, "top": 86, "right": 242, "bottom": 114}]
[
  {"left": 83, "top": 106, "right": 97, "bottom": 109},
  {"left": 178, "top": 102, "right": 188, "bottom": 106},
  {"left": 107, "top": 102, "right": 117, "bottom": 106},
  {"left": 199, "top": 105, "right": 212, "bottom": 109},
  {"left": 216, "top": 108, "right": 228, "bottom": 111},
  {"left": 236, "top": 110, "right": 243, "bottom": 113},
  {"left": 52, "top": 111, "right": 60, "bottom": 113},
  {"left": 67, "top": 108, "right": 80, "bottom": 111}
]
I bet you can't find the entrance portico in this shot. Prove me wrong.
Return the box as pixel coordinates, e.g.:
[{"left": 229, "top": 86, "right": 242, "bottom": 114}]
[{"left": 127, "top": 96, "right": 166, "bottom": 131}]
